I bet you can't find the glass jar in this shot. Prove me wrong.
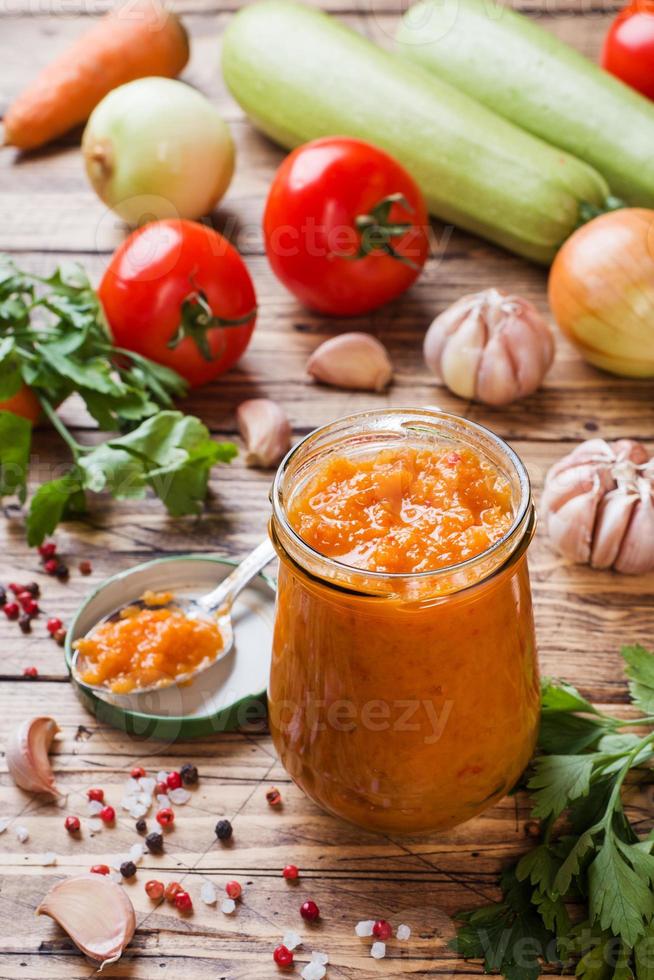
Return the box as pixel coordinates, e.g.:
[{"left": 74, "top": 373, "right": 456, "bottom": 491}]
[{"left": 268, "top": 409, "right": 539, "bottom": 835}]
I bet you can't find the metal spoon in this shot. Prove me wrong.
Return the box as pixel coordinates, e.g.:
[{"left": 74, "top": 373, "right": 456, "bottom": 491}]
[{"left": 71, "top": 538, "right": 276, "bottom": 696}]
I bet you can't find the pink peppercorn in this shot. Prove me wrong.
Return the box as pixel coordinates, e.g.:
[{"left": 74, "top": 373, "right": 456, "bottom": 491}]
[
  {"left": 46, "top": 618, "right": 63, "bottom": 635},
  {"left": 131, "top": 766, "right": 146, "bottom": 779},
  {"left": 79, "top": 560, "right": 92, "bottom": 576},
  {"left": 156, "top": 807, "right": 174, "bottom": 827},
  {"left": 145, "top": 880, "right": 165, "bottom": 901},
  {"left": 23, "top": 666, "right": 38, "bottom": 678},
  {"left": 4, "top": 602, "right": 19, "bottom": 620},
  {"left": 38, "top": 542, "right": 57, "bottom": 559},
  {"left": 273, "top": 945, "right": 294, "bottom": 968},
  {"left": 100, "top": 805, "right": 115, "bottom": 824},
  {"left": 300, "top": 900, "right": 320, "bottom": 922},
  {"left": 155, "top": 780, "right": 168, "bottom": 796},
  {"left": 166, "top": 771, "right": 182, "bottom": 790},
  {"left": 225, "top": 880, "right": 242, "bottom": 900},
  {"left": 373, "top": 920, "right": 392, "bottom": 941},
  {"left": 282, "top": 865, "right": 299, "bottom": 880},
  {"left": 174, "top": 890, "right": 193, "bottom": 913},
  {"left": 64, "top": 815, "right": 80, "bottom": 834},
  {"left": 90, "top": 864, "right": 110, "bottom": 875},
  {"left": 87, "top": 788, "right": 104, "bottom": 803}
]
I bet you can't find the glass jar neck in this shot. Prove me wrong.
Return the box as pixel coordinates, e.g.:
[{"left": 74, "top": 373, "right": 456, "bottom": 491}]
[{"left": 271, "top": 409, "right": 534, "bottom": 600}]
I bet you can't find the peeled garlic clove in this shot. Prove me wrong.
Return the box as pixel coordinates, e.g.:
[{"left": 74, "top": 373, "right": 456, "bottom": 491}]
[
  {"left": 37, "top": 874, "right": 136, "bottom": 966},
  {"left": 615, "top": 481, "right": 654, "bottom": 574},
  {"left": 591, "top": 487, "right": 638, "bottom": 569},
  {"left": 424, "top": 288, "right": 553, "bottom": 406},
  {"left": 307, "top": 332, "right": 393, "bottom": 392},
  {"left": 6, "top": 716, "right": 61, "bottom": 798},
  {"left": 237, "top": 398, "right": 291, "bottom": 469}
]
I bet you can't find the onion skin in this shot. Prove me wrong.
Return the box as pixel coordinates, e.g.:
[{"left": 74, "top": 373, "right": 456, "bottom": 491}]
[{"left": 548, "top": 208, "right": 654, "bottom": 378}]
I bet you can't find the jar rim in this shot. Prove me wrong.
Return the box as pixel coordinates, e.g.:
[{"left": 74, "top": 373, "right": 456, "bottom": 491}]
[{"left": 271, "top": 408, "right": 532, "bottom": 591}]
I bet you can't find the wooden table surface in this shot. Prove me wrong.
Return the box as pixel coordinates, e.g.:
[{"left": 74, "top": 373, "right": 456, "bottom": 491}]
[{"left": 1, "top": 1, "right": 652, "bottom": 977}]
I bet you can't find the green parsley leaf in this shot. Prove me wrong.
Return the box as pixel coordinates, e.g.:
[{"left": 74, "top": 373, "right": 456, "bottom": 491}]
[
  {"left": 26, "top": 472, "right": 83, "bottom": 547},
  {"left": 528, "top": 754, "right": 597, "bottom": 819},
  {"left": 0, "top": 410, "right": 31, "bottom": 499},
  {"left": 589, "top": 836, "right": 654, "bottom": 947},
  {"left": 622, "top": 646, "right": 654, "bottom": 716}
]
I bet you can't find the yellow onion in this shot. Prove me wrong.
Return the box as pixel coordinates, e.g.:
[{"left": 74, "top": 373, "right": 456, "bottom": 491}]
[{"left": 548, "top": 208, "right": 654, "bottom": 377}]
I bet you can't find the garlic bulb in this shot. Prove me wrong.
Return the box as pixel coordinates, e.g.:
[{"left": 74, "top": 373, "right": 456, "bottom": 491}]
[
  {"left": 6, "top": 716, "right": 61, "bottom": 798},
  {"left": 37, "top": 874, "right": 136, "bottom": 965},
  {"left": 423, "top": 288, "right": 554, "bottom": 406},
  {"left": 237, "top": 398, "right": 291, "bottom": 469},
  {"left": 307, "top": 332, "right": 393, "bottom": 392},
  {"left": 541, "top": 438, "right": 654, "bottom": 574}
]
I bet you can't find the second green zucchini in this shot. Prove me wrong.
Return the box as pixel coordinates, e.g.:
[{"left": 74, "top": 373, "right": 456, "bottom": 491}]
[{"left": 221, "top": 0, "right": 609, "bottom": 264}]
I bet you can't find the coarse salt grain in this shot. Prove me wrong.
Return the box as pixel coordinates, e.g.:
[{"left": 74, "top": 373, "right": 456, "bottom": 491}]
[
  {"left": 301, "top": 963, "right": 326, "bottom": 980},
  {"left": 87, "top": 818, "right": 103, "bottom": 832},
  {"left": 370, "top": 942, "right": 386, "bottom": 959},
  {"left": 140, "top": 777, "right": 156, "bottom": 794},
  {"left": 157, "top": 771, "right": 168, "bottom": 783},
  {"left": 129, "top": 843, "right": 144, "bottom": 863},
  {"left": 311, "top": 951, "right": 329, "bottom": 966},
  {"left": 89, "top": 800, "right": 105, "bottom": 816},
  {"left": 168, "top": 788, "right": 191, "bottom": 805},
  {"left": 282, "top": 931, "right": 302, "bottom": 951},
  {"left": 15, "top": 826, "right": 29, "bottom": 843},
  {"left": 355, "top": 920, "right": 375, "bottom": 937},
  {"left": 109, "top": 870, "right": 122, "bottom": 884},
  {"left": 125, "top": 778, "right": 141, "bottom": 794},
  {"left": 397, "top": 924, "right": 411, "bottom": 941},
  {"left": 221, "top": 898, "right": 236, "bottom": 915},
  {"left": 156, "top": 794, "right": 170, "bottom": 807},
  {"left": 129, "top": 803, "right": 148, "bottom": 819},
  {"left": 42, "top": 852, "right": 57, "bottom": 866},
  {"left": 201, "top": 882, "right": 218, "bottom": 905}
]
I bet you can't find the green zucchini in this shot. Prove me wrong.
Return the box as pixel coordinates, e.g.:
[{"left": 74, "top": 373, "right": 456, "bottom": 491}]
[
  {"left": 221, "top": 0, "right": 609, "bottom": 264},
  {"left": 396, "top": 0, "right": 654, "bottom": 207}
]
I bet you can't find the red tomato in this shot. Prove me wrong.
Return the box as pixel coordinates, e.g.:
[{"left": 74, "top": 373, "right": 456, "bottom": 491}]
[
  {"left": 0, "top": 384, "right": 41, "bottom": 425},
  {"left": 99, "top": 220, "right": 257, "bottom": 388},
  {"left": 263, "top": 137, "right": 429, "bottom": 316},
  {"left": 602, "top": 2, "right": 654, "bottom": 100}
]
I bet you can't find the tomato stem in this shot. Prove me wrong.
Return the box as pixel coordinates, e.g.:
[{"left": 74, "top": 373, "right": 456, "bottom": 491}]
[
  {"left": 352, "top": 192, "right": 420, "bottom": 269},
  {"left": 168, "top": 290, "right": 256, "bottom": 363}
]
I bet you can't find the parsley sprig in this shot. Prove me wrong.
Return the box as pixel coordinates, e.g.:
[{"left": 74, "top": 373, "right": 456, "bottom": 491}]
[
  {"left": 0, "top": 256, "right": 236, "bottom": 542},
  {"left": 451, "top": 645, "right": 654, "bottom": 980}
]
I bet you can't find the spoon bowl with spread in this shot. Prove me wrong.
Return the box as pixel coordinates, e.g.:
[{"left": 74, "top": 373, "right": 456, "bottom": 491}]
[{"left": 71, "top": 540, "right": 275, "bottom": 698}]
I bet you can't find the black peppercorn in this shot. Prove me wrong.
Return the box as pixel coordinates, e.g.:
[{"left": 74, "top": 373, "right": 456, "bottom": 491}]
[
  {"left": 24, "top": 582, "right": 40, "bottom": 598},
  {"left": 180, "top": 763, "right": 198, "bottom": 786},
  {"left": 55, "top": 564, "right": 69, "bottom": 582},
  {"left": 215, "top": 819, "right": 233, "bottom": 841},
  {"left": 0, "top": 586, "right": 6, "bottom": 607},
  {"left": 145, "top": 831, "right": 164, "bottom": 853},
  {"left": 135, "top": 818, "right": 147, "bottom": 834},
  {"left": 120, "top": 860, "right": 137, "bottom": 879},
  {"left": 18, "top": 614, "right": 31, "bottom": 634}
]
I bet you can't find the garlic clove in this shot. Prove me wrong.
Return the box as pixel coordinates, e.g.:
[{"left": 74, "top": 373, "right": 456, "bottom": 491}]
[
  {"left": 591, "top": 487, "right": 638, "bottom": 569},
  {"left": 476, "top": 330, "right": 519, "bottom": 406},
  {"left": 438, "top": 307, "right": 485, "bottom": 399},
  {"left": 6, "top": 716, "right": 61, "bottom": 798},
  {"left": 615, "top": 480, "right": 654, "bottom": 574},
  {"left": 37, "top": 874, "right": 136, "bottom": 966},
  {"left": 237, "top": 398, "right": 291, "bottom": 469},
  {"left": 545, "top": 488, "right": 599, "bottom": 564},
  {"left": 307, "top": 332, "right": 393, "bottom": 392}
]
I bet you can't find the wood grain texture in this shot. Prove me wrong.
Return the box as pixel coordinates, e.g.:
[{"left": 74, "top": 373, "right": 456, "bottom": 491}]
[{"left": 0, "top": 2, "right": 653, "bottom": 978}]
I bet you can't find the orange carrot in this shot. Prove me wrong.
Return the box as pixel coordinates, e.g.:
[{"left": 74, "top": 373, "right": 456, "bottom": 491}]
[{"left": 3, "top": 0, "right": 189, "bottom": 151}]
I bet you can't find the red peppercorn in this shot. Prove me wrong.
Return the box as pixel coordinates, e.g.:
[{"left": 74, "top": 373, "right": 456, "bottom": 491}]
[
  {"left": 17, "top": 590, "right": 32, "bottom": 606},
  {"left": 53, "top": 628, "right": 67, "bottom": 647},
  {"left": 38, "top": 542, "right": 57, "bottom": 559},
  {"left": 300, "top": 900, "right": 320, "bottom": 922},
  {"left": 23, "top": 666, "right": 38, "bottom": 678},
  {"left": 9, "top": 583, "right": 25, "bottom": 595},
  {"left": 164, "top": 881, "right": 183, "bottom": 903},
  {"left": 174, "top": 890, "right": 193, "bottom": 913},
  {"left": 156, "top": 807, "right": 174, "bottom": 827},
  {"left": 43, "top": 559, "right": 58, "bottom": 576},
  {"left": 22, "top": 598, "right": 39, "bottom": 617},
  {"left": 19, "top": 614, "right": 32, "bottom": 634},
  {"left": 282, "top": 864, "right": 299, "bottom": 880},
  {"left": 100, "top": 805, "right": 115, "bottom": 824},
  {"left": 273, "top": 945, "right": 294, "bottom": 968},
  {"left": 131, "top": 766, "right": 146, "bottom": 779},
  {"left": 155, "top": 781, "right": 168, "bottom": 796},
  {"left": 266, "top": 787, "right": 282, "bottom": 807},
  {"left": 90, "top": 864, "right": 110, "bottom": 875},
  {"left": 372, "top": 920, "right": 392, "bottom": 941},
  {"left": 64, "top": 815, "right": 80, "bottom": 834},
  {"left": 166, "top": 771, "right": 182, "bottom": 790},
  {"left": 145, "top": 879, "right": 165, "bottom": 901},
  {"left": 4, "top": 602, "right": 19, "bottom": 620},
  {"left": 79, "top": 560, "right": 92, "bottom": 576},
  {"left": 225, "top": 880, "right": 242, "bottom": 900},
  {"left": 87, "top": 788, "right": 104, "bottom": 803},
  {"left": 46, "top": 617, "right": 63, "bottom": 635}
]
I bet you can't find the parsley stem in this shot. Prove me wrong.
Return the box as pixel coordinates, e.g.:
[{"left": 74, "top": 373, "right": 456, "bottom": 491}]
[
  {"left": 603, "top": 730, "right": 654, "bottom": 829},
  {"left": 38, "top": 397, "right": 83, "bottom": 462}
]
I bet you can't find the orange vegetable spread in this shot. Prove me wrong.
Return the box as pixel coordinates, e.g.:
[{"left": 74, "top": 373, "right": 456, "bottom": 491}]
[
  {"left": 269, "top": 436, "right": 540, "bottom": 835},
  {"left": 75, "top": 598, "right": 223, "bottom": 694},
  {"left": 288, "top": 446, "right": 513, "bottom": 573}
]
